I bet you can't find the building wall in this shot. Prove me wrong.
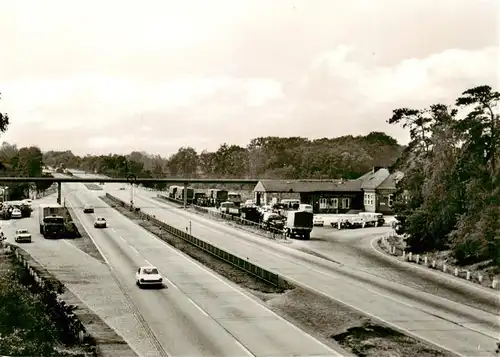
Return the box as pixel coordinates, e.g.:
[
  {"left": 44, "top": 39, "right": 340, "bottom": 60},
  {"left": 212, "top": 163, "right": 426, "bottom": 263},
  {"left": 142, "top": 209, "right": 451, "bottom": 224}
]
[
  {"left": 363, "top": 189, "right": 377, "bottom": 213},
  {"left": 300, "top": 191, "right": 364, "bottom": 214},
  {"left": 375, "top": 188, "right": 396, "bottom": 214},
  {"left": 254, "top": 191, "right": 300, "bottom": 206}
]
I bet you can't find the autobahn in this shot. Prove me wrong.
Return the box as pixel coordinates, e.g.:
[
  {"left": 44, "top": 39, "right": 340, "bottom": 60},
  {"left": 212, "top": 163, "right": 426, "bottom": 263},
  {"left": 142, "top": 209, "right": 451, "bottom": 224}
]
[
  {"left": 50, "top": 180, "right": 345, "bottom": 356},
  {"left": 87, "top": 176, "right": 499, "bottom": 357}
]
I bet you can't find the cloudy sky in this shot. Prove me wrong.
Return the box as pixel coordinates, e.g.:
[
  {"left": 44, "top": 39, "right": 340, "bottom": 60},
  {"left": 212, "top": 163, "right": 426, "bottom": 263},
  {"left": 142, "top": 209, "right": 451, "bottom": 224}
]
[{"left": 0, "top": 0, "right": 498, "bottom": 156}]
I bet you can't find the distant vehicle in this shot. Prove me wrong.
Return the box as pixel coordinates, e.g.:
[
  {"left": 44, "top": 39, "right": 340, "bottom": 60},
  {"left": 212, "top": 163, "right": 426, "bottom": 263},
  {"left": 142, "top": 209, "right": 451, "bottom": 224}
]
[
  {"left": 219, "top": 201, "right": 240, "bottom": 216},
  {"left": 11, "top": 208, "right": 22, "bottom": 219},
  {"left": 261, "top": 212, "right": 285, "bottom": 232},
  {"left": 227, "top": 192, "right": 242, "bottom": 207},
  {"left": 119, "top": 187, "right": 126, "bottom": 190},
  {"left": 332, "top": 216, "right": 365, "bottom": 229},
  {"left": 240, "top": 205, "right": 262, "bottom": 223},
  {"left": 39, "top": 203, "right": 66, "bottom": 239},
  {"left": 313, "top": 215, "right": 324, "bottom": 227},
  {"left": 284, "top": 211, "right": 314, "bottom": 239},
  {"left": 135, "top": 266, "right": 163, "bottom": 288},
  {"left": 99, "top": 182, "right": 105, "bottom": 185},
  {"left": 175, "top": 187, "right": 194, "bottom": 203},
  {"left": 22, "top": 199, "right": 33, "bottom": 206},
  {"left": 280, "top": 199, "right": 300, "bottom": 210},
  {"left": 298, "top": 204, "right": 313, "bottom": 213},
  {"left": 94, "top": 217, "right": 107, "bottom": 228},
  {"left": 207, "top": 189, "right": 228, "bottom": 207},
  {"left": 83, "top": 205, "right": 94, "bottom": 213},
  {"left": 14, "top": 228, "right": 31, "bottom": 243},
  {"left": 359, "top": 212, "right": 385, "bottom": 227}
]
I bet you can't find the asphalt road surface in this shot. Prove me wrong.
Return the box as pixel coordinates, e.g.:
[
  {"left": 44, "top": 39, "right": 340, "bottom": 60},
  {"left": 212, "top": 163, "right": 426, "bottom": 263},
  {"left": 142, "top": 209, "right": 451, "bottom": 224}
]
[
  {"left": 95, "top": 180, "right": 499, "bottom": 357},
  {"left": 59, "top": 182, "right": 345, "bottom": 357}
]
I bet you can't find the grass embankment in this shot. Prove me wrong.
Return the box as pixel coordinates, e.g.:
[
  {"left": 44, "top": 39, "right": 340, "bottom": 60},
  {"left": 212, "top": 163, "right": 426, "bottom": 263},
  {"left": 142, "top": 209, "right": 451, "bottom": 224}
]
[
  {"left": 101, "top": 195, "right": 456, "bottom": 357},
  {"left": 0, "top": 251, "right": 95, "bottom": 357}
]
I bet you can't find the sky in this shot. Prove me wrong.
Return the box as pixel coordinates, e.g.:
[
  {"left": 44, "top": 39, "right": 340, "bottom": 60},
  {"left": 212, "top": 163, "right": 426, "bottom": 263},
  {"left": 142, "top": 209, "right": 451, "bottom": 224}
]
[{"left": 0, "top": 0, "right": 498, "bottom": 156}]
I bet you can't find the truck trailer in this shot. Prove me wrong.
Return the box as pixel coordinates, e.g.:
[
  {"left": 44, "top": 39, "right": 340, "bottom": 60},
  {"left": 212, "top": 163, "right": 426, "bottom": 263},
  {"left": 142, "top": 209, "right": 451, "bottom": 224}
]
[
  {"left": 39, "top": 203, "right": 66, "bottom": 239},
  {"left": 284, "top": 211, "right": 313, "bottom": 240}
]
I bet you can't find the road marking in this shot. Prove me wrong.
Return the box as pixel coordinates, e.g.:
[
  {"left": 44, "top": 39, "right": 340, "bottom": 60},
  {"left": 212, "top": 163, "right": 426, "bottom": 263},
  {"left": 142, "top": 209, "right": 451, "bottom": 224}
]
[
  {"left": 187, "top": 297, "right": 208, "bottom": 317},
  {"left": 234, "top": 340, "right": 257, "bottom": 357},
  {"left": 111, "top": 228, "right": 117, "bottom": 233},
  {"left": 66, "top": 198, "right": 109, "bottom": 264},
  {"left": 370, "top": 236, "right": 499, "bottom": 296},
  {"left": 130, "top": 246, "right": 139, "bottom": 255}
]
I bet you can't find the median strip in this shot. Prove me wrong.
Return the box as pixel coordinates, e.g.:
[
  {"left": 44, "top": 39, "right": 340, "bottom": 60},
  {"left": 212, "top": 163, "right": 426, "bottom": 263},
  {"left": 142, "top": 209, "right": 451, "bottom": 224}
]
[{"left": 101, "top": 193, "right": 458, "bottom": 357}]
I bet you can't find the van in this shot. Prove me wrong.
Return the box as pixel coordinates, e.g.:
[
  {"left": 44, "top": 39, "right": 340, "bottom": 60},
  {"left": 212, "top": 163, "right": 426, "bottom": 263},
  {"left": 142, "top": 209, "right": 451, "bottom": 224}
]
[{"left": 298, "top": 204, "right": 313, "bottom": 213}]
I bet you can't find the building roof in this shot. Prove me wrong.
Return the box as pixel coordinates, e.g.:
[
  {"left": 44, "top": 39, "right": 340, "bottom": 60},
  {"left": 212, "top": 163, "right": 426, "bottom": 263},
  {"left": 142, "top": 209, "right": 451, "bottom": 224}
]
[
  {"left": 360, "top": 168, "right": 391, "bottom": 190},
  {"left": 253, "top": 179, "right": 363, "bottom": 193},
  {"left": 377, "top": 171, "right": 404, "bottom": 190}
]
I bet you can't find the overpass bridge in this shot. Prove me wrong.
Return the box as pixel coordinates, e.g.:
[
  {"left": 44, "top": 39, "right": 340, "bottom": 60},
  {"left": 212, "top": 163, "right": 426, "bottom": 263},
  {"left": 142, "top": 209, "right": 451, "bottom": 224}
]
[{"left": 0, "top": 176, "right": 259, "bottom": 206}]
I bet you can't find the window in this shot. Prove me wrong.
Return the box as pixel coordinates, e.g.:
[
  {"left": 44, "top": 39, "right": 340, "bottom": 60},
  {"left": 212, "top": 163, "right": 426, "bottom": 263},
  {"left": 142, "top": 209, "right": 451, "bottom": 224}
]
[
  {"left": 388, "top": 194, "right": 394, "bottom": 207},
  {"left": 332, "top": 198, "right": 338, "bottom": 209},
  {"left": 342, "top": 198, "right": 350, "bottom": 209},
  {"left": 364, "top": 193, "right": 374, "bottom": 206},
  {"left": 319, "top": 198, "right": 327, "bottom": 209}
]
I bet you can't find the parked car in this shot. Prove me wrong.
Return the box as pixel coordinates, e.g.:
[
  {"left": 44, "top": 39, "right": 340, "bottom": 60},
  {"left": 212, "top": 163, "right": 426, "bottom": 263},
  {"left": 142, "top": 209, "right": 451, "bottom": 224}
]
[
  {"left": 135, "top": 266, "right": 163, "bottom": 288},
  {"left": 14, "top": 228, "right": 31, "bottom": 243},
  {"left": 313, "top": 215, "right": 324, "bottom": 227},
  {"left": 83, "top": 205, "right": 94, "bottom": 213},
  {"left": 94, "top": 217, "right": 107, "bottom": 228},
  {"left": 11, "top": 208, "right": 22, "bottom": 219}
]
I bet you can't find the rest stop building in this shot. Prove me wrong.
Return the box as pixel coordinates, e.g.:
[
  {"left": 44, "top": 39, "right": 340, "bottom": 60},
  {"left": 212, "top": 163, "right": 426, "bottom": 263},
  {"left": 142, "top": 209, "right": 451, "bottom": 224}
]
[{"left": 252, "top": 167, "right": 404, "bottom": 214}]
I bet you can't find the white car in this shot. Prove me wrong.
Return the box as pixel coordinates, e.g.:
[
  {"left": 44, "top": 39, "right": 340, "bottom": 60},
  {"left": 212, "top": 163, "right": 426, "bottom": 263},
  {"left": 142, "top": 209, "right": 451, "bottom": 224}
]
[
  {"left": 313, "top": 216, "right": 324, "bottom": 227},
  {"left": 14, "top": 229, "right": 31, "bottom": 243},
  {"left": 94, "top": 217, "right": 107, "bottom": 228},
  {"left": 11, "top": 208, "right": 22, "bottom": 219},
  {"left": 135, "top": 266, "right": 163, "bottom": 288}
]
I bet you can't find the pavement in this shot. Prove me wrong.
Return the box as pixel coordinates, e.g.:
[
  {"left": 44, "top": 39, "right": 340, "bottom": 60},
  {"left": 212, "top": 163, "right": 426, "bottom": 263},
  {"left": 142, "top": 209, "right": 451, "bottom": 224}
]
[
  {"left": 100, "top": 181, "right": 500, "bottom": 357},
  {"left": 41, "top": 181, "right": 345, "bottom": 357}
]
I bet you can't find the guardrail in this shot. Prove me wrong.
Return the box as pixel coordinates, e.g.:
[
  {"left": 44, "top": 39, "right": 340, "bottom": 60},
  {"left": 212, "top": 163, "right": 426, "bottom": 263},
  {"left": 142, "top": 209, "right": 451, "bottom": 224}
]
[
  {"left": 156, "top": 193, "right": 286, "bottom": 240},
  {"left": 106, "top": 193, "right": 284, "bottom": 287}
]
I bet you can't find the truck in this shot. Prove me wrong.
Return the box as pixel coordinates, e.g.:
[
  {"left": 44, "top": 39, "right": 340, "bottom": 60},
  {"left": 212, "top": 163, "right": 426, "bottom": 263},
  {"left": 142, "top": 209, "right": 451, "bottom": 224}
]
[
  {"left": 175, "top": 187, "right": 194, "bottom": 203},
  {"left": 227, "top": 192, "right": 242, "bottom": 207},
  {"left": 168, "top": 185, "right": 181, "bottom": 199},
  {"left": 284, "top": 211, "right": 313, "bottom": 240},
  {"left": 39, "top": 203, "right": 66, "bottom": 239},
  {"left": 193, "top": 191, "right": 208, "bottom": 206},
  {"left": 207, "top": 189, "right": 228, "bottom": 207}
]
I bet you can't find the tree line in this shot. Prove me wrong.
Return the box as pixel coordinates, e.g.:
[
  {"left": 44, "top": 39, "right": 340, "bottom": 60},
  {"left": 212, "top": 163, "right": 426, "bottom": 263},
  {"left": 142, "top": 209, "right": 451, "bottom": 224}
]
[
  {"left": 43, "top": 131, "right": 403, "bottom": 184},
  {"left": 389, "top": 85, "right": 499, "bottom": 268}
]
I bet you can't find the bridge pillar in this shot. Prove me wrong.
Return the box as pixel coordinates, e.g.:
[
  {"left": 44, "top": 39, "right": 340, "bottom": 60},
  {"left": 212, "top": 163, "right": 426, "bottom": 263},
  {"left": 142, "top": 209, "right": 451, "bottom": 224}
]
[
  {"left": 57, "top": 182, "right": 62, "bottom": 205},
  {"left": 183, "top": 182, "right": 188, "bottom": 209}
]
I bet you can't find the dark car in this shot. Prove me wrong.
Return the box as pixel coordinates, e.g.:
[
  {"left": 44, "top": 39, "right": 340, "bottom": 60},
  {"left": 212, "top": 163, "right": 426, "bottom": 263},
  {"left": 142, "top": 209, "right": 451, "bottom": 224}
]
[{"left": 83, "top": 205, "right": 94, "bottom": 213}]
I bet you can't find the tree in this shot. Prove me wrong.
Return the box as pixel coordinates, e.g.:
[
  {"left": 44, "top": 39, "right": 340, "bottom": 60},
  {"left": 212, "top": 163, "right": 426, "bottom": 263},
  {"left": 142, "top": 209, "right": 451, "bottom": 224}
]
[{"left": 0, "top": 92, "right": 9, "bottom": 134}]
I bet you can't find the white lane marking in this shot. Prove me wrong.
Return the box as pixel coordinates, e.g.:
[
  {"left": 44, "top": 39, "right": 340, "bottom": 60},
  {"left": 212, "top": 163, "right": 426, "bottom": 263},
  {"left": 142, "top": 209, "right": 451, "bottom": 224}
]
[
  {"left": 187, "top": 297, "right": 209, "bottom": 317},
  {"left": 66, "top": 198, "right": 109, "bottom": 264},
  {"left": 118, "top": 235, "right": 126, "bottom": 242},
  {"left": 135, "top": 191, "right": 499, "bottom": 352},
  {"left": 111, "top": 228, "right": 117, "bottom": 233},
  {"left": 234, "top": 339, "right": 256, "bottom": 357},
  {"left": 130, "top": 246, "right": 139, "bottom": 255},
  {"left": 370, "top": 236, "right": 499, "bottom": 296}
]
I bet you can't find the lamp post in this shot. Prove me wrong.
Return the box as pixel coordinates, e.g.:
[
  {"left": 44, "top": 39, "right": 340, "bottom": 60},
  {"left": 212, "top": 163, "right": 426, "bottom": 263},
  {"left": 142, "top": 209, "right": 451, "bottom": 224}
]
[{"left": 127, "top": 174, "right": 137, "bottom": 209}]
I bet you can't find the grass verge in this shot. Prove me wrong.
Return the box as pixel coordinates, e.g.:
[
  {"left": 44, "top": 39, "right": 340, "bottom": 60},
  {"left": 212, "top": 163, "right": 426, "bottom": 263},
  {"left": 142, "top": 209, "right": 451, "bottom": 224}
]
[
  {"left": 0, "top": 250, "right": 96, "bottom": 357},
  {"left": 101, "top": 195, "right": 457, "bottom": 357}
]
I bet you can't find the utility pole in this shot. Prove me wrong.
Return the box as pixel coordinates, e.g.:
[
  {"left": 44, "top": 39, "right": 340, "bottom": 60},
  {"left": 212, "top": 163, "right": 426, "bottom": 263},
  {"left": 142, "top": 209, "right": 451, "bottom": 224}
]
[{"left": 183, "top": 181, "right": 188, "bottom": 209}]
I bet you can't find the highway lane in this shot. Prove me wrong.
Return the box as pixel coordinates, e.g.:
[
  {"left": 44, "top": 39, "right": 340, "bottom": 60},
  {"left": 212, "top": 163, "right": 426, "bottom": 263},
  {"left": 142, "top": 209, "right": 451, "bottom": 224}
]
[
  {"left": 64, "top": 182, "right": 345, "bottom": 357},
  {"left": 293, "top": 227, "right": 500, "bottom": 315},
  {"left": 101, "top": 182, "right": 500, "bottom": 357}
]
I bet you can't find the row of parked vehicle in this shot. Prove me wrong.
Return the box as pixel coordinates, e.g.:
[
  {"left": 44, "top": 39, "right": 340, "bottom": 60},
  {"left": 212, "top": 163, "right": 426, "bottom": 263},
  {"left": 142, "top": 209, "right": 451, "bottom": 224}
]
[
  {"left": 0, "top": 199, "right": 33, "bottom": 220},
  {"left": 166, "top": 187, "right": 243, "bottom": 208}
]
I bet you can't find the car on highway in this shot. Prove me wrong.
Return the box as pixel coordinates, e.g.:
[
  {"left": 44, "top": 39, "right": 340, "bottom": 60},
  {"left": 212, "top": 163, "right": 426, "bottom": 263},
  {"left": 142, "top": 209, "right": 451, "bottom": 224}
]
[
  {"left": 135, "top": 266, "right": 163, "bottom": 288},
  {"left": 119, "top": 187, "right": 126, "bottom": 190},
  {"left": 94, "top": 217, "right": 107, "bottom": 228},
  {"left": 14, "top": 228, "right": 31, "bottom": 243},
  {"left": 83, "top": 205, "right": 94, "bottom": 213},
  {"left": 11, "top": 208, "right": 22, "bottom": 219}
]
